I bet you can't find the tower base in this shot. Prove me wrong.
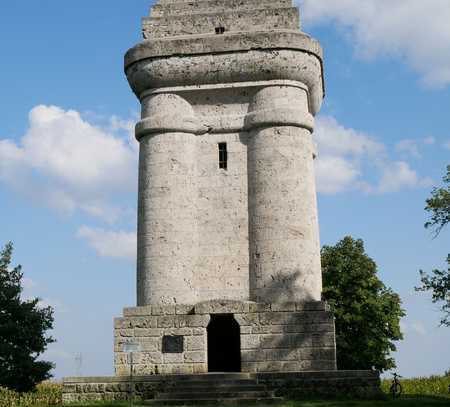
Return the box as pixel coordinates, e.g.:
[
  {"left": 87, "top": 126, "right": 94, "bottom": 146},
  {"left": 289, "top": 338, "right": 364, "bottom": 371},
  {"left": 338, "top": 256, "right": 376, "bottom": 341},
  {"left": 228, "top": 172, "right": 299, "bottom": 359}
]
[
  {"left": 114, "top": 300, "right": 336, "bottom": 376},
  {"left": 63, "top": 301, "right": 383, "bottom": 403}
]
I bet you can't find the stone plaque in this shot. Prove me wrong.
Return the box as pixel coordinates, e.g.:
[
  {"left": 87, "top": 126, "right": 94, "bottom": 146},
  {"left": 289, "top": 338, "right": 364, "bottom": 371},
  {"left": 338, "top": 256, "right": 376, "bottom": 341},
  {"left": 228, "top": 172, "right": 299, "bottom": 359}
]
[
  {"left": 122, "top": 342, "right": 141, "bottom": 353},
  {"left": 162, "top": 335, "right": 184, "bottom": 353}
]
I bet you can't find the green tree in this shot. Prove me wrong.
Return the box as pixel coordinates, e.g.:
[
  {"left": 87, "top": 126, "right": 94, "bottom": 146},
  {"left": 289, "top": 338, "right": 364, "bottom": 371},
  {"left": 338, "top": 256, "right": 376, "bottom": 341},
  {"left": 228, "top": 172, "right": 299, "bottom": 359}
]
[
  {"left": 0, "top": 242, "right": 55, "bottom": 392},
  {"left": 424, "top": 165, "right": 450, "bottom": 237},
  {"left": 321, "top": 236, "right": 405, "bottom": 372},
  {"left": 417, "top": 165, "right": 450, "bottom": 326}
]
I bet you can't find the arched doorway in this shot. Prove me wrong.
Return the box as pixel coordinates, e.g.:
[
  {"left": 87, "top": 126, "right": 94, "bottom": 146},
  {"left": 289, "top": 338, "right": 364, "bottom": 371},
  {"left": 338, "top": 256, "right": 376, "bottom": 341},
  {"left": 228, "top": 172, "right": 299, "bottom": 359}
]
[{"left": 207, "top": 314, "right": 241, "bottom": 372}]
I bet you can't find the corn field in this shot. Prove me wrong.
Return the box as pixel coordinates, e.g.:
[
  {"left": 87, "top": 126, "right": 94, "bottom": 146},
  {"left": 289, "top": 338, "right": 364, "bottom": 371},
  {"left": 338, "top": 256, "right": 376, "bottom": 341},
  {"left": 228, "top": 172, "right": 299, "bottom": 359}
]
[
  {"left": 0, "top": 382, "right": 62, "bottom": 407},
  {"left": 381, "top": 375, "right": 450, "bottom": 397}
]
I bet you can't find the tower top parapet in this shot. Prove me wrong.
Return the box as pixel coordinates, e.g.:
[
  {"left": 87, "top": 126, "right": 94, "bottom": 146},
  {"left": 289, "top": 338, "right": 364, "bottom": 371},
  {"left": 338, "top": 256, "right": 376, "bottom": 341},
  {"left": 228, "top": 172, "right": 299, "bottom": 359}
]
[
  {"left": 144, "top": 0, "right": 299, "bottom": 39},
  {"left": 125, "top": 0, "right": 324, "bottom": 114}
]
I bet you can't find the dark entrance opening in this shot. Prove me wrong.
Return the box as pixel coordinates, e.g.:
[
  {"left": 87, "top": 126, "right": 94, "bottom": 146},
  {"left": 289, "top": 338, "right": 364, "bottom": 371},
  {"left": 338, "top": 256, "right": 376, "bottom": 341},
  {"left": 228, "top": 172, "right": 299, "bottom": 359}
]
[{"left": 207, "top": 314, "right": 241, "bottom": 372}]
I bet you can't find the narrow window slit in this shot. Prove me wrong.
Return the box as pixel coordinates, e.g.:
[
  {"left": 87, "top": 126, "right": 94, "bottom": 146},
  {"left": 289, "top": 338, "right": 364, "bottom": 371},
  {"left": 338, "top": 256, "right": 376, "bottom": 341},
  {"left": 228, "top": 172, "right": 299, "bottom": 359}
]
[
  {"left": 218, "top": 142, "right": 228, "bottom": 170},
  {"left": 215, "top": 26, "right": 226, "bottom": 35}
]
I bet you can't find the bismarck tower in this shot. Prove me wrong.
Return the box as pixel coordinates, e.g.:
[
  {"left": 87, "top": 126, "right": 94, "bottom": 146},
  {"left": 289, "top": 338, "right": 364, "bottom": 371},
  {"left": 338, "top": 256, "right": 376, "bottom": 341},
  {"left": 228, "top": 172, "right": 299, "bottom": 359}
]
[
  {"left": 119, "top": 0, "right": 331, "bottom": 374},
  {"left": 62, "top": 1, "right": 382, "bottom": 403}
]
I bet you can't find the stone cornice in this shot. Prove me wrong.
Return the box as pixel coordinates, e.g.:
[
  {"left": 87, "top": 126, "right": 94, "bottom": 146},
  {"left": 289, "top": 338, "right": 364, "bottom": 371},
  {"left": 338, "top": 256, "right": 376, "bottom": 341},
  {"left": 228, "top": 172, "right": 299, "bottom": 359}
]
[
  {"left": 126, "top": 43, "right": 324, "bottom": 114},
  {"left": 125, "top": 30, "right": 323, "bottom": 68}
]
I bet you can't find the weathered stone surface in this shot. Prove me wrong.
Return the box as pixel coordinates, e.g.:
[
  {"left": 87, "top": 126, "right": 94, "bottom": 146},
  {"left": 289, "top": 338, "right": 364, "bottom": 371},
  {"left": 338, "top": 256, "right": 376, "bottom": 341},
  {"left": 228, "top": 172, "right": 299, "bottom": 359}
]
[
  {"left": 175, "top": 304, "right": 195, "bottom": 315},
  {"left": 157, "top": 316, "right": 175, "bottom": 328},
  {"left": 129, "top": 0, "right": 325, "bottom": 308},
  {"left": 113, "top": 302, "right": 336, "bottom": 375},
  {"left": 234, "top": 313, "right": 259, "bottom": 326},
  {"left": 176, "top": 315, "right": 210, "bottom": 328},
  {"left": 248, "top": 302, "right": 271, "bottom": 313},
  {"left": 123, "top": 306, "right": 152, "bottom": 317},
  {"left": 271, "top": 302, "right": 297, "bottom": 312},
  {"left": 152, "top": 0, "right": 292, "bottom": 18},
  {"left": 185, "top": 335, "right": 206, "bottom": 351},
  {"left": 128, "top": 317, "right": 158, "bottom": 329},
  {"left": 241, "top": 334, "right": 260, "bottom": 350},
  {"left": 143, "top": 7, "right": 300, "bottom": 39},
  {"left": 194, "top": 300, "right": 250, "bottom": 315},
  {"left": 135, "top": 328, "right": 163, "bottom": 337},
  {"left": 184, "top": 351, "right": 206, "bottom": 363}
]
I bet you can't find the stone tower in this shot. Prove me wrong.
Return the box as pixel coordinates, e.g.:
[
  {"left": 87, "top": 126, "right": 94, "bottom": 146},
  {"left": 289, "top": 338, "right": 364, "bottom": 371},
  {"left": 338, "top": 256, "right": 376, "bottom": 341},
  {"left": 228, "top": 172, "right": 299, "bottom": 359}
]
[
  {"left": 128, "top": 0, "right": 324, "bottom": 307},
  {"left": 62, "top": 4, "right": 382, "bottom": 400},
  {"left": 116, "top": 0, "right": 335, "bottom": 375}
]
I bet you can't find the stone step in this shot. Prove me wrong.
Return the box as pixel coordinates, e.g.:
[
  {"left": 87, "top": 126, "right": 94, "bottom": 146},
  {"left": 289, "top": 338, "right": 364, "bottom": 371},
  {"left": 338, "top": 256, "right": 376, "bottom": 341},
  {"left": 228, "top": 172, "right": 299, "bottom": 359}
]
[
  {"left": 157, "top": 373, "right": 252, "bottom": 381},
  {"left": 156, "top": 391, "right": 274, "bottom": 400},
  {"left": 164, "top": 385, "right": 265, "bottom": 392},
  {"left": 151, "top": 0, "right": 293, "bottom": 18},
  {"left": 142, "top": 7, "right": 299, "bottom": 39},
  {"left": 165, "top": 381, "right": 265, "bottom": 391},
  {"left": 173, "top": 382, "right": 266, "bottom": 391},
  {"left": 143, "top": 397, "right": 284, "bottom": 406}
]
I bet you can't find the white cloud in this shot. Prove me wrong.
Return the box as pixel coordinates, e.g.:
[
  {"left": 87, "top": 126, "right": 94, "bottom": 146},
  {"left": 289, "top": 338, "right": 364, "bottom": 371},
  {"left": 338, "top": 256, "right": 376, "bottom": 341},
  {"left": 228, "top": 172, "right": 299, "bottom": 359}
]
[
  {"left": 298, "top": 0, "right": 450, "bottom": 88},
  {"left": 376, "top": 161, "right": 432, "bottom": 194},
  {"left": 314, "top": 116, "right": 383, "bottom": 193},
  {"left": 315, "top": 155, "right": 360, "bottom": 194},
  {"left": 77, "top": 226, "right": 136, "bottom": 260},
  {"left": 0, "top": 105, "right": 138, "bottom": 223},
  {"left": 314, "top": 116, "right": 432, "bottom": 194},
  {"left": 315, "top": 116, "right": 384, "bottom": 157},
  {"left": 423, "top": 136, "right": 436, "bottom": 145},
  {"left": 395, "top": 139, "right": 421, "bottom": 158}
]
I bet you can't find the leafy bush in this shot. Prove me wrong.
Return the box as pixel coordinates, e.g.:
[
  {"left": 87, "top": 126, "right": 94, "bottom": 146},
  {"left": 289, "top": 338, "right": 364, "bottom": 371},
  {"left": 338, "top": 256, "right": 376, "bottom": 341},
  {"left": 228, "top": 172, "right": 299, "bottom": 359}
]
[
  {"left": 321, "top": 236, "right": 405, "bottom": 371},
  {"left": 0, "top": 382, "right": 61, "bottom": 407}
]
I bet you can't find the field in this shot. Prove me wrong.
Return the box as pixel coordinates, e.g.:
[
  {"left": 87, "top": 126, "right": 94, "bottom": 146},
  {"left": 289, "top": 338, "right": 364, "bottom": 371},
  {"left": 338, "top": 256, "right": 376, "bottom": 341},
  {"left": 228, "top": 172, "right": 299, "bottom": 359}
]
[{"left": 1, "top": 376, "right": 449, "bottom": 407}]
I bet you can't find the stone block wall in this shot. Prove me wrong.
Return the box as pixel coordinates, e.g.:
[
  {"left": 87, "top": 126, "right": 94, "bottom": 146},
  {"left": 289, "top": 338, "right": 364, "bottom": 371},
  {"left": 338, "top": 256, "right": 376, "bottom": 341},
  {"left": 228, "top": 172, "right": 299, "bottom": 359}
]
[
  {"left": 62, "top": 376, "right": 163, "bottom": 403},
  {"left": 114, "top": 304, "right": 209, "bottom": 375},
  {"left": 235, "top": 301, "right": 336, "bottom": 372},
  {"left": 62, "top": 371, "right": 382, "bottom": 403},
  {"left": 143, "top": 1, "right": 299, "bottom": 39},
  {"left": 258, "top": 371, "right": 382, "bottom": 399},
  {"left": 114, "top": 300, "right": 336, "bottom": 375}
]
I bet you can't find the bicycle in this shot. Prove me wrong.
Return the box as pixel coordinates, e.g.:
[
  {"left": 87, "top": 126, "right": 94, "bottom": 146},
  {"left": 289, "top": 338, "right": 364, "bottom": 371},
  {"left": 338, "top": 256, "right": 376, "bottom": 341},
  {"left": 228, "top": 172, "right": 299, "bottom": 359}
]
[{"left": 390, "top": 373, "right": 403, "bottom": 398}]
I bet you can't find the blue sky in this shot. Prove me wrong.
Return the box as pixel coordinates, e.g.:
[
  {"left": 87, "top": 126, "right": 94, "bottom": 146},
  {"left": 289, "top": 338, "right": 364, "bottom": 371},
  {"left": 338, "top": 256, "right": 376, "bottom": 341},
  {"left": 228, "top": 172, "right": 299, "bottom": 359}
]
[{"left": 0, "top": 0, "right": 449, "bottom": 379}]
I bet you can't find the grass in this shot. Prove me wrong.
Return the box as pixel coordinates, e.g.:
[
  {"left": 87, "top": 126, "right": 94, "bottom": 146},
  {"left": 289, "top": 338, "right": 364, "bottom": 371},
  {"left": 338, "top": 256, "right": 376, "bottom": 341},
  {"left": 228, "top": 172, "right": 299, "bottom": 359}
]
[
  {"left": 1, "top": 376, "right": 449, "bottom": 407},
  {"left": 283, "top": 397, "right": 450, "bottom": 406},
  {"left": 62, "top": 398, "right": 450, "bottom": 407}
]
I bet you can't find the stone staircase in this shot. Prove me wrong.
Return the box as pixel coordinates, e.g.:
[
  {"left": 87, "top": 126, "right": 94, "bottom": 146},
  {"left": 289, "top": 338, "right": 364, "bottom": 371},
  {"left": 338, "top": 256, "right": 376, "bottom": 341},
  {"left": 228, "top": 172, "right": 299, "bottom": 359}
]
[{"left": 142, "top": 373, "right": 283, "bottom": 405}]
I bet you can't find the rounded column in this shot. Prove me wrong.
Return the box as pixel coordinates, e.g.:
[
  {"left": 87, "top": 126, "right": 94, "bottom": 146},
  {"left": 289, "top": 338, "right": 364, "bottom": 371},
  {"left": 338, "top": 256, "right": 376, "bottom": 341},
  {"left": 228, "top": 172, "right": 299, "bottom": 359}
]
[
  {"left": 136, "top": 93, "right": 204, "bottom": 306},
  {"left": 246, "top": 85, "right": 322, "bottom": 303}
]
